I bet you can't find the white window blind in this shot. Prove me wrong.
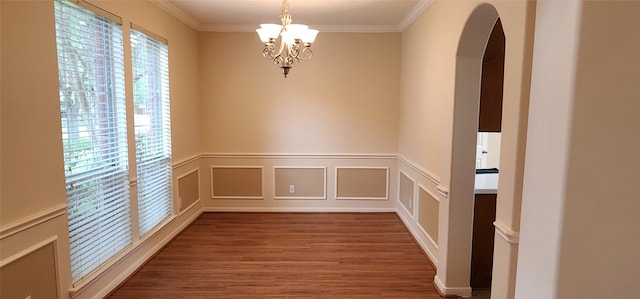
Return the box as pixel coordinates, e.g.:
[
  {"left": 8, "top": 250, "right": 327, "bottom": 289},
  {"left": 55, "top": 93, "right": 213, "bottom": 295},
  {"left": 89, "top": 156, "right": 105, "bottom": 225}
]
[
  {"left": 131, "top": 28, "right": 173, "bottom": 236},
  {"left": 54, "top": 0, "right": 131, "bottom": 283}
]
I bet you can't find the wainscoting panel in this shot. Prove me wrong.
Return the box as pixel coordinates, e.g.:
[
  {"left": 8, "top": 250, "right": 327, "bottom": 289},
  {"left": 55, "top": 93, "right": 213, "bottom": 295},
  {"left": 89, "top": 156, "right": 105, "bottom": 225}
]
[
  {"left": 399, "top": 171, "right": 415, "bottom": 215},
  {"left": 0, "top": 237, "right": 59, "bottom": 299},
  {"left": 201, "top": 154, "right": 397, "bottom": 212},
  {"left": 418, "top": 186, "right": 439, "bottom": 245},
  {"left": 210, "top": 166, "right": 264, "bottom": 199},
  {"left": 0, "top": 212, "right": 70, "bottom": 299},
  {"left": 395, "top": 156, "right": 441, "bottom": 267},
  {"left": 335, "top": 167, "right": 389, "bottom": 200},
  {"left": 274, "top": 167, "right": 326, "bottom": 199},
  {"left": 177, "top": 168, "right": 200, "bottom": 212}
]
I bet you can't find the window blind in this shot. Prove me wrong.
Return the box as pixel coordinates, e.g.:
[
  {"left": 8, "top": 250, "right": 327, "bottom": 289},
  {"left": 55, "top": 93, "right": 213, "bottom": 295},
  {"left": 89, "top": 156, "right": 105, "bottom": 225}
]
[
  {"left": 54, "top": 0, "right": 131, "bottom": 283},
  {"left": 131, "top": 28, "right": 173, "bottom": 236}
]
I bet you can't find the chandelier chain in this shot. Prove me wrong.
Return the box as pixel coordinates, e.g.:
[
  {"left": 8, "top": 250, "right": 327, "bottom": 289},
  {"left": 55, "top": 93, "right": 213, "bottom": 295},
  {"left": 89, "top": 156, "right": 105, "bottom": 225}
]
[{"left": 280, "top": 0, "right": 291, "bottom": 26}]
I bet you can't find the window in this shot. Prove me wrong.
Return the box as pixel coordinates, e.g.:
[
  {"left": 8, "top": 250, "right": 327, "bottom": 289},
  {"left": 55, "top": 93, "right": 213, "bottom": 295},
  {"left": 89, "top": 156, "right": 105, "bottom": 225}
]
[
  {"left": 54, "top": 0, "right": 131, "bottom": 283},
  {"left": 131, "top": 28, "right": 173, "bottom": 236},
  {"left": 54, "top": 0, "right": 174, "bottom": 284}
]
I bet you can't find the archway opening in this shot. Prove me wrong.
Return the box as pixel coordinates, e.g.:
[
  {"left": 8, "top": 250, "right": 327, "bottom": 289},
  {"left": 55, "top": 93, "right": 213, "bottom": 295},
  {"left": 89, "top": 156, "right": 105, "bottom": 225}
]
[
  {"left": 470, "top": 17, "right": 505, "bottom": 297},
  {"left": 434, "top": 4, "right": 502, "bottom": 297}
]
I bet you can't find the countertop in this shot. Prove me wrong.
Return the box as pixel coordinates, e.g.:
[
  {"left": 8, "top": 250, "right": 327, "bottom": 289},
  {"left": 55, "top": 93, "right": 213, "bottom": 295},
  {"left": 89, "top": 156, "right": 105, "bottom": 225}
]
[{"left": 475, "top": 173, "right": 499, "bottom": 194}]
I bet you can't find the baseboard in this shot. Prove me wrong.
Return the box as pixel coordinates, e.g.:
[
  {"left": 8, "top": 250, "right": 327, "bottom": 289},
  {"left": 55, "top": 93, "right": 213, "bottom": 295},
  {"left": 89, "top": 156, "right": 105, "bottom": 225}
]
[
  {"left": 395, "top": 205, "right": 439, "bottom": 267},
  {"left": 201, "top": 153, "right": 398, "bottom": 159},
  {"left": 203, "top": 207, "right": 397, "bottom": 213},
  {"left": 434, "top": 275, "right": 473, "bottom": 297}
]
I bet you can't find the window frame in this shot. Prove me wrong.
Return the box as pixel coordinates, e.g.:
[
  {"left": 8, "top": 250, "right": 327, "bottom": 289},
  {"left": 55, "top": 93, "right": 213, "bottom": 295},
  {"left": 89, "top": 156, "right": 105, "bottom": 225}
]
[{"left": 53, "top": 0, "right": 174, "bottom": 285}]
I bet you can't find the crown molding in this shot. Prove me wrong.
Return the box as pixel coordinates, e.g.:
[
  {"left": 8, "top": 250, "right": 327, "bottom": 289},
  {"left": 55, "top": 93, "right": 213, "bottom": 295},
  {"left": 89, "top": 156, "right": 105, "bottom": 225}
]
[
  {"left": 201, "top": 24, "right": 403, "bottom": 33},
  {"left": 398, "top": 0, "right": 434, "bottom": 31},
  {"left": 200, "top": 24, "right": 257, "bottom": 32},
  {"left": 151, "top": 0, "right": 433, "bottom": 33},
  {"left": 149, "top": 0, "right": 202, "bottom": 30},
  {"left": 312, "top": 25, "right": 402, "bottom": 33}
]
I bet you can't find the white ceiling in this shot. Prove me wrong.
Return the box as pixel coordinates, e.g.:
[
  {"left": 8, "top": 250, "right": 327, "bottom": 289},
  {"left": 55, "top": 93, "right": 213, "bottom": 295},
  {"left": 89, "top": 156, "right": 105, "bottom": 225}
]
[{"left": 151, "top": 0, "right": 433, "bottom": 32}]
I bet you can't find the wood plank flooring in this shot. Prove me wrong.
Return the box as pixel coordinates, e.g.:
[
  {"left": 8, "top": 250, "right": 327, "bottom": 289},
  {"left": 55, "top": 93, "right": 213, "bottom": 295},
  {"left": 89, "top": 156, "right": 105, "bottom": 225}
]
[{"left": 108, "top": 212, "right": 443, "bottom": 298}]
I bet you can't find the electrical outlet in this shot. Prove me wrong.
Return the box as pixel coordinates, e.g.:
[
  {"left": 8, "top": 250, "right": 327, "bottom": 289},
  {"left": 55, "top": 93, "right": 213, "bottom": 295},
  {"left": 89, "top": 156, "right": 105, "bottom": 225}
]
[{"left": 289, "top": 184, "right": 295, "bottom": 193}]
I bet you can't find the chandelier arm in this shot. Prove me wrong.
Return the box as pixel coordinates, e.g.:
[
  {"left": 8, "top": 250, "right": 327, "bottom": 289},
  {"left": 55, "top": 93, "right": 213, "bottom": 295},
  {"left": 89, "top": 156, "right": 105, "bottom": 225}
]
[
  {"left": 288, "top": 42, "right": 300, "bottom": 59},
  {"left": 297, "top": 46, "right": 313, "bottom": 60},
  {"left": 273, "top": 55, "right": 284, "bottom": 65},
  {"left": 275, "top": 38, "right": 287, "bottom": 58},
  {"left": 283, "top": 55, "right": 297, "bottom": 67},
  {"left": 262, "top": 45, "right": 276, "bottom": 60},
  {"left": 262, "top": 38, "right": 287, "bottom": 60}
]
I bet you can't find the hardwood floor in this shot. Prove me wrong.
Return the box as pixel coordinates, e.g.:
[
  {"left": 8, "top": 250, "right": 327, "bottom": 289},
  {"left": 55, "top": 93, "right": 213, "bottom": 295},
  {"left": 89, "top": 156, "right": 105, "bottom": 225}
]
[{"left": 108, "top": 212, "right": 443, "bottom": 298}]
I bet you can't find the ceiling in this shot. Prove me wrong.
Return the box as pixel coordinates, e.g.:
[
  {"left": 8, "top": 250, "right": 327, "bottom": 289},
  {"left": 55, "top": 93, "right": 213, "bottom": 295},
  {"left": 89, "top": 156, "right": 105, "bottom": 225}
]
[{"left": 151, "top": 0, "right": 433, "bottom": 32}]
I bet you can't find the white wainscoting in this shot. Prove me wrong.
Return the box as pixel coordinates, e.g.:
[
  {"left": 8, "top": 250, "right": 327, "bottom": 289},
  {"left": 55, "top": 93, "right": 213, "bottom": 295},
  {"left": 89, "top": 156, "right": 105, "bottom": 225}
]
[
  {"left": 201, "top": 153, "right": 398, "bottom": 212},
  {"left": 396, "top": 157, "right": 441, "bottom": 269}
]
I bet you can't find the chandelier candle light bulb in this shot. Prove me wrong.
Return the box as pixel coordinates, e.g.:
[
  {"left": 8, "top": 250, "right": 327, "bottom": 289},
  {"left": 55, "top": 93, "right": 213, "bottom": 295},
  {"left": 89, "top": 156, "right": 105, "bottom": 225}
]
[{"left": 256, "top": 0, "right": 319, "bottom": 78}]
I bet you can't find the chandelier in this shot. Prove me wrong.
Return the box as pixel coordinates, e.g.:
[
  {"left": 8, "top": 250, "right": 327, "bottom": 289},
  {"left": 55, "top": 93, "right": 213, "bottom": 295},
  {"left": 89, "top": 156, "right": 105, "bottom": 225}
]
[{"left": 256, "top": 0, "right": 319, "bottom": 78}]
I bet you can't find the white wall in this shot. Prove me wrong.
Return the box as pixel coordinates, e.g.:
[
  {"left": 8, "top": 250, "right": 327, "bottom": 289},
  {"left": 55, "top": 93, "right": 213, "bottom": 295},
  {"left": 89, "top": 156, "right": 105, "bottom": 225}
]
[
  {"left": 486, "top": 133, "right": 501, "bottom": 169},
  {"left": 516, "top": 1, "right": 581, "bottom": 297},
  {"left": 518, "top": 1, "right": 640, "bottom": 298}
]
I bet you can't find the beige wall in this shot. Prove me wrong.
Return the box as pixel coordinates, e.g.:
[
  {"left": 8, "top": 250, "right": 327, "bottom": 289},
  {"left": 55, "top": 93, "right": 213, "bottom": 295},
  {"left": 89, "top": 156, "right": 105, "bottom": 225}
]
[
  {"left": 418, "top": 187, "right": 439, "bottom": 245},
  {"left": 199, "top": 32, "right": 400, "bottom": 155},
  {"left": 1, "top": 0, "right": 67, "bottom": 227},
  {"left": 177, "top": 169, "right": 200, "bottom": 212},
  {"left": 274, "top": 167, "right": 326, "bottom": 199},
  {"left": 336, "top": 167, "right": 388, "bottom": 199},
  {"left": 399, "top": 1, "right": 457, "bottom": 177},
  {"left": 558, "top": 2, "right": 640, "bottom": 296},
  {"left": 399, "top": 172, "right": 414, "bottom": 214},
  {"left": 1, "top": 1, "right": 201, "bottom": 298},
  {"left": 211, "top": 167, "right": 263, "bottom": 198}
]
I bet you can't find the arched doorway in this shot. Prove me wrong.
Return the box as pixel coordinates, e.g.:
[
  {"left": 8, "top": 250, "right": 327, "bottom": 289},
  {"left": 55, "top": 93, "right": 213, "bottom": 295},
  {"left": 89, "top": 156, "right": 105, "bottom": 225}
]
[
  {"left": 471, "top": 17, "right": 504, "bottom": 296},
  {"left": 434, "top": 4, "right": 501, "bottom": 297}
]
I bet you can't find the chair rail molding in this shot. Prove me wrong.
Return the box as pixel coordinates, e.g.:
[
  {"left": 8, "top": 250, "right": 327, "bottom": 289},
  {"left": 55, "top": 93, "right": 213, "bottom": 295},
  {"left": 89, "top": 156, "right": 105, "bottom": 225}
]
[
  {"left": 494, "top": 220, "right": 520, "bottom": 244},
  {"left": 398, "top": 155, "right": 440, "bottom": 185},
  {"left": 0, "top": 204, "right": 68, "bottom": 240}
]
